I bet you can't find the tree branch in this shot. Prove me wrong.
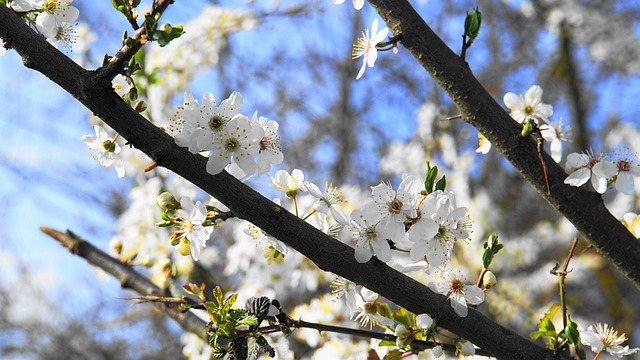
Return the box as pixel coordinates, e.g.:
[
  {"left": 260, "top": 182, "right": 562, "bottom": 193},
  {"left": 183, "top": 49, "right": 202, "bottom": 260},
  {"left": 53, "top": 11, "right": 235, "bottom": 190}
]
[
  {"left": 39, "top": 226, "right": 209, "bottom": 341},
  {"left": 366, "top": 0, "right": 640, "bottom": 288},
  {"left": 0, "top": 6, "right": 564, "bottom": 360}
]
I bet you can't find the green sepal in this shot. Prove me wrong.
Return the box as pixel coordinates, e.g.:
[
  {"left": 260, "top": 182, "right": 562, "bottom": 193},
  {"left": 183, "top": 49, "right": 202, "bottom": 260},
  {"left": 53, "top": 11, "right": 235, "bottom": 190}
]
[
  {"left": 155, "top": 220, "right": 172, "bottom": 227},
  {"left": 577, "top": 347, "right": 587, "bottom": 360}
]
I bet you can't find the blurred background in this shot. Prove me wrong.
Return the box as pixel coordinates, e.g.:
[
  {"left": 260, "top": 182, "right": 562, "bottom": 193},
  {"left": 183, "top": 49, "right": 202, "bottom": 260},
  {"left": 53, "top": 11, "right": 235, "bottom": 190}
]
[{"left": 1, "top": 0, "right": 640, "bottom": 358}]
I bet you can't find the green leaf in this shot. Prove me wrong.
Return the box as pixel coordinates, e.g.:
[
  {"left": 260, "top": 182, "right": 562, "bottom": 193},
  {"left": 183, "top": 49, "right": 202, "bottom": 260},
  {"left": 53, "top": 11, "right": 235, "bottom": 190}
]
[
  {"left": 238, "top": 314, "right": 258, "bottom": 327},
  {"left": 378, "top": 339, "right": 396, "bottom": 347},
  {"left": 425, "top": 166, "right": 438, "bottom": 193},
  {"left": 392, "top": 307, "right": 411, "bottom": 328},
  {"left": 383, "top": 349, "right": 403, "bottom": 360},
  {"left": 434, "top": 176, "right": 446, "bottom": 192},
  {"left": 212, "top": 345, "right": 227, "bottom": 359},
  {"left": 482, "top": 249, "right": 493, "bottom": 268},
  {"left": 530, "top": 304, "right": 561, "bottom": 341},
  {"left": 564, "top": 321, "right": 580, "bottom": 345},
  {"left": 213, "top": 286, "right": 224, "bottom": 307},
  {"left": 377, "top": 302, "right": 393, "bottom": 320}
]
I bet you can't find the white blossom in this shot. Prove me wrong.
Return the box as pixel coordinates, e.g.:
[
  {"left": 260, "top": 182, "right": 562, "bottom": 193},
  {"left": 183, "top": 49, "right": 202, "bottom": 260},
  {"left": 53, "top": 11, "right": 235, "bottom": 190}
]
[
  {"left": 564, "top": 152, "right": 618, "bottom": 194},
  {"left": 352, "top": 18, "right": 389, "bottom": 79},
  {"left": 503, "top": 85, "right": 553, "bottom": 124}
]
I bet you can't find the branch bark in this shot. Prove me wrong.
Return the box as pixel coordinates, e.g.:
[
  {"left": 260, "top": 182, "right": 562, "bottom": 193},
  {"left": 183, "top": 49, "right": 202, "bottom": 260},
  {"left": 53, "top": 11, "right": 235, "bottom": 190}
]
[
  {"left": 367, "top": 0, "right": 640, "bottom": 287},
  {"left": 40, "top": 226, "right": 209, "bottom": 341},
  {"left": 0, "top": 6, "right": 569, "bottom": 360}
]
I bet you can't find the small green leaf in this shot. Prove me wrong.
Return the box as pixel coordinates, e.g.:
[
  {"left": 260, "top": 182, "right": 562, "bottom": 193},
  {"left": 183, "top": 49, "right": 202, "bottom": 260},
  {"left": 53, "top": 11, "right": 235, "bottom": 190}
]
[
  {"left": 383, "top": 349, "right": 403, "bottom": 360},
  {"left": 392, "top": 307, "right": 410, "bottom": 328},
  {"left": 378, "top": 339, "right": 396, "bottom": 347},
  {"left": 464, "top": 6, "right": 482, "bottom": 39},
  {"left": 482, "top": 249, "right": 493, "bottom": 268},
  {"left": 565, "top": 321, "right": 580, "bottom": 345},
  {"left": 434, "top": 176, "right": 446, "bottom": 192}
]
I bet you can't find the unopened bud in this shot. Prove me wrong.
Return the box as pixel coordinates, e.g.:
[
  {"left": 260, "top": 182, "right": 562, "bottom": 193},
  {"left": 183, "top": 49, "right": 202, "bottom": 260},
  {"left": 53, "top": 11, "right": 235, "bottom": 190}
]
[
  {"left": 483, "top": 271, "right": 497, "bottom": 289},
  {"left": 110, "top": 238, "right": 123, "bottom": 254},
  {"left": 176, "top": 239, "right": 191, "bottom": 256},
  {"left": 160, "top": 23, "right": 173, "bottom": 35},
  {"left": 157, "top": 192, "right": 180, "bottom": 210},
  {"left": 133, "top": 100, "right": 147, "bottom": 112}
]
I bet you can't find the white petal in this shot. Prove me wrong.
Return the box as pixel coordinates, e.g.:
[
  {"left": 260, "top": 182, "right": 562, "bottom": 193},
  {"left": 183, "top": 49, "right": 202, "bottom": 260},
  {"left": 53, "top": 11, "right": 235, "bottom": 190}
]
[
  {"left": 549, "top": 139, "right": 563, "bottom": 162},
  {"left": 449, "top": 293, "right": 468, "bottom": 317},
  {"left": 564, "top": 168, "right": 590, "bottom": 187},
  {"left": 503, "top": 92, "right": 522, "bottom": 110},
  {"left": 354, "top": 243, "right": 372, "bottom": 263},
  {"left": 206, "top": 154, "right": 229, "bottom": 175},
  {"left": 615, "top": 171, "right": 636, "bottom": 195},
  {"left": 416, "top": 314, "right": 433, "bottom": 329},
  {"left": 371, "top": 238, "right": 392, "bottom": 262},
  {"left": 464, "top": 285, "right": 485, "bottom": 305},
  {"left": 356, "top": 59, "right": 367, "bottom": 79},
  {"left": 524, "top": 85, "right": 543, "bottom": 105}
]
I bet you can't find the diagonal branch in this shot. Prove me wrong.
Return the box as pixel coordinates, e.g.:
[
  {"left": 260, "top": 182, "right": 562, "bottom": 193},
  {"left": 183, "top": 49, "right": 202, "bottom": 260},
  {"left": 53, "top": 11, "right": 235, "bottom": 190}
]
[
  {"left": 40, "top": 226, "right": 209, "bottom": 341},
  {"left": 0, "top": 6, "right": 564, "bottom": 360},
  {"left": 367, "top": 0, "right": 640, "bottom": 288}
]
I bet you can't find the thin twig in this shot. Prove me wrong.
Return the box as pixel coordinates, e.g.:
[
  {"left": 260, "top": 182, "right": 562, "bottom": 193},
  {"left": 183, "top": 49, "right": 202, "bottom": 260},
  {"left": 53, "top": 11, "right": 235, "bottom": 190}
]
[{"left": 40, "top": 226, "right": 209, "bottom": 341}]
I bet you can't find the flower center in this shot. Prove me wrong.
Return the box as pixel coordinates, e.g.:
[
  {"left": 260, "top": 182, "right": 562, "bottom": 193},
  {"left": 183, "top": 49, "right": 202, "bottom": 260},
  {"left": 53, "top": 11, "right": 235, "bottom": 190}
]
[
  {"left": 364, "top": 225, "right": 377, "bottom": 241},
  {"left": 617, "top": 159, "right": 631, "bottom": 172},
  {"left": 224, "top": 137, "right": 240, "bottom": 152},
  {"left": 208, "top": 115, "right": 225, "bottom": 132},
  {"left": 102, "top": 139, "right": 116, "bottom": 153},
  {"left": 43, "top": 0, "right": 60, "bottom": 13},
  {"left": 524, "top": 105, "right": 533, "bottom": 115},
  {"left": 449, "top": 278, "right": 464, "bottom": 293},
  {"left": 388, "top": 199, "right": 403, "bottom": 215}
]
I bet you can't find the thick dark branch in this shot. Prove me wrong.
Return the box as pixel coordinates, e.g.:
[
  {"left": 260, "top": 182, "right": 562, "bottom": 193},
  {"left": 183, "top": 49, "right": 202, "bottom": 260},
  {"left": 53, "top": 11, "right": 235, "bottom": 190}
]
[
  {"left": 0, "top": 7, "right": 563, "bottom": 360},
  {"left": 367, "top": 0, "right": 640, "bottom": 288},
  {"left": 40, "top": 226, "right": 208, "bottom": 341}
]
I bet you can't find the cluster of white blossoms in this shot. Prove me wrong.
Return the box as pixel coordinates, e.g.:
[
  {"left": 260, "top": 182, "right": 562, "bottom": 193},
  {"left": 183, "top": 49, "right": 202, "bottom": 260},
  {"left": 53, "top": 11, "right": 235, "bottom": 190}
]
[
  {"left": 477, "top": 85, "right": 639, "bottom": 195},
  {"left": 170, "top": 91, "right": 283, "bottom": 176},
  {"left": 7, "top": 0, "right": 79, "bottom": 52},
  {"left": 478, "top": 85, "right": 572, "bottom": 162},
  {"left": 564, "top": 149, "right": 640, "bottom": 195}
]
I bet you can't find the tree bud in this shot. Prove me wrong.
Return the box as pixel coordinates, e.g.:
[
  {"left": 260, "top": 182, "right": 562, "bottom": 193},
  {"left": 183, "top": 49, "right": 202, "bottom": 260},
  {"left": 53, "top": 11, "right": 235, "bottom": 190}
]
[
  {"left": 157, "top": 192, "right": 180, "bottom": 210},
  {"left": 483, "top": 271, "right": 497, "bottom": 289}
]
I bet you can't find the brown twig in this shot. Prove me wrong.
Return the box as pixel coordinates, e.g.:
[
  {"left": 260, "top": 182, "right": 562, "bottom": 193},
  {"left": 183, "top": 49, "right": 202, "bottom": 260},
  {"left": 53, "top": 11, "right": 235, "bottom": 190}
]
[{"left": 40, "top": 226, "right": 209, "bottom": 341}]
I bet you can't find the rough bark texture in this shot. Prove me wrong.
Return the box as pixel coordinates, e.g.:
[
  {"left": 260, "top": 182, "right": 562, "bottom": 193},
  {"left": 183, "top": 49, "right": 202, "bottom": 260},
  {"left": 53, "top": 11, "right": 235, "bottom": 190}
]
[
  {"left": 367, "top": 0, "right": 640, "bottom": 287},
  {"left": 0, "top": 4, "right": 597, "bottom": 359}
]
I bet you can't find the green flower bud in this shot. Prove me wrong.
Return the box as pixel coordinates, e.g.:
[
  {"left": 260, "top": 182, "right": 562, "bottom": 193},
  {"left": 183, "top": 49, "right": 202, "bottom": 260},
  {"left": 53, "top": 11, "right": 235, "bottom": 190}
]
[
  {"left": 464, "top": 7, "right": 482, "bottom": 40},
  {"left": 157, "top": 192, "right": 181, "bottom": 210},
  {"left": 160, "top": 23, "right": 173, "bottom": 35}
]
